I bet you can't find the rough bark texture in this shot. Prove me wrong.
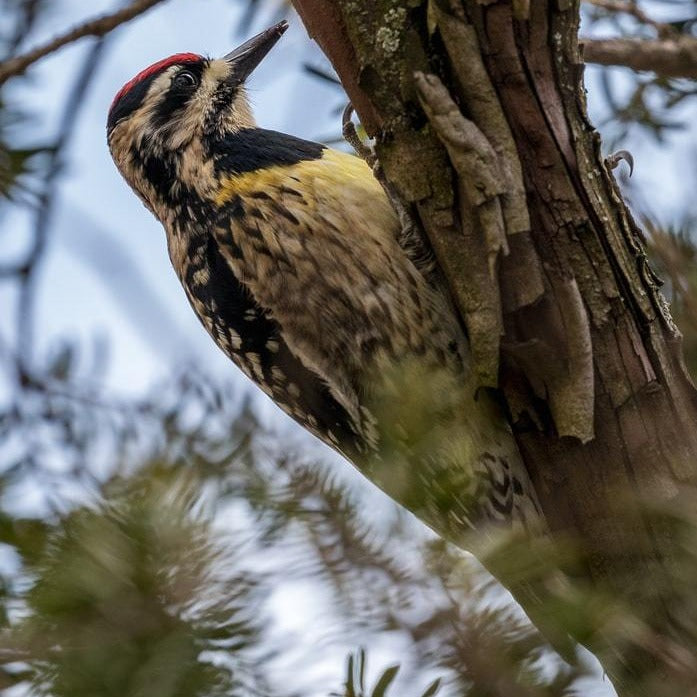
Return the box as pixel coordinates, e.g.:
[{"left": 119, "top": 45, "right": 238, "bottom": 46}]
[{"left": 291, "top": 0, "right": 697, "bottom": 693}]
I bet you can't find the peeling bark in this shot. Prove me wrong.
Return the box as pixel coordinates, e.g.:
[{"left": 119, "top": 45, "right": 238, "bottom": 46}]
[
  {"left": 291, "top": 0, "right": 697, "bottom": 692},
  {"left": 415, "top": 70, "right": 506, "bottom": 385}
]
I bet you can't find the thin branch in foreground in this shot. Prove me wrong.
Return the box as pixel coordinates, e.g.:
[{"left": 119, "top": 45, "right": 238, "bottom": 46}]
[
  {"left": 582, "top": 36, "right": 697, "bottom": 80},
  {"left": 0, "top": 0, "right": 169, "bottom": 86}
]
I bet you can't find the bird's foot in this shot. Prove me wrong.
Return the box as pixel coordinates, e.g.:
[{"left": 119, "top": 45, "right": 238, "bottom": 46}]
[
  {"left": 342, "top": 103, "right": 378, "bottom": 170},
  {"left": 342, "top": 102, "right": 435, "bottom": 277},
  {"left": 607, "top": 149, "right": 634, "bottom": 177}
]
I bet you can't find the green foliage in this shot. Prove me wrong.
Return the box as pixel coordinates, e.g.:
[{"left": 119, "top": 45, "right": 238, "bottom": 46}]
[
  {"left": 0, "top": 361, "right": 596, "bottom": 697},
  {"left": 1, "top": 464, "right": 272, "bottom": 697}
]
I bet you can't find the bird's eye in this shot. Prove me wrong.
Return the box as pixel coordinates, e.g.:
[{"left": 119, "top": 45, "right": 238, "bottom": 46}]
[{"left": 173, "top": 70, "right": 198, "bottom": 89}]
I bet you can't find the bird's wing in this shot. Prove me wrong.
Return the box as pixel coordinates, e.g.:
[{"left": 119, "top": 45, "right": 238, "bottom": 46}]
[
  {"left": 187, "top": 227, "right": 369, "bottom": 460},
  {"left": 210, "top": 132, "right": 422, "bottom": 372},
  {"left": 207, "top": 130, "right": 444, "bottom": 462}
]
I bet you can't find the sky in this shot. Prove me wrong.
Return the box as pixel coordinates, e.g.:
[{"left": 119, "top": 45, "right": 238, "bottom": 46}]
[
  {"left": 3, "top": 1, "right": 696, "bottom": 694},
  {"left": 1, "top": 4, "right": 366, "bottom": 693}
]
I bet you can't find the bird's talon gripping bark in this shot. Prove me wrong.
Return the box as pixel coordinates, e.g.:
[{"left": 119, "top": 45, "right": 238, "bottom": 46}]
[
  {"left": 341, "top": 104, "right": 429, "bottom": 274},
  {"left": 607, "top": 149, "right": 634, "bottom": 177},
  {"left": 342, "top": 103, "right": 377, "bottom": 167}
]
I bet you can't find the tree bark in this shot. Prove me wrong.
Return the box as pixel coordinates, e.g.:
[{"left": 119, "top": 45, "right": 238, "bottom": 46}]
[{"left": 290, "top": 0, "right": 697, "bottom": 693}]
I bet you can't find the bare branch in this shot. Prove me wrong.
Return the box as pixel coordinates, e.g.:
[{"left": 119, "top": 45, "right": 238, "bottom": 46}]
[
  {"left": 0, "top": 0, "right": 169, "bottom": 86},
  {"left": 583, "top": 36, "right": 697, "bottom": 80},
  {"left": 585, "top": 0, "right": 674, "bottom": 36}
]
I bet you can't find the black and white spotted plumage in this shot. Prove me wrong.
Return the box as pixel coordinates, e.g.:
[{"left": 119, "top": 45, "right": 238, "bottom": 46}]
[{"left": 106, "top": 22, "right": 544, "bottom": 544}]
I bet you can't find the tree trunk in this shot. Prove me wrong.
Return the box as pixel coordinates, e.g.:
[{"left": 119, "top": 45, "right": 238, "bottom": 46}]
[{"left": 290, "top": 0, "right": 697, "bottom": 693}]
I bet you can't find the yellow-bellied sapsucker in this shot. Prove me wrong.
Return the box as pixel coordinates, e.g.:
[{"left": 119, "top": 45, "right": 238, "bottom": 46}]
[{"left": 107, "top": 21, "right": 543, "bottom": 544}]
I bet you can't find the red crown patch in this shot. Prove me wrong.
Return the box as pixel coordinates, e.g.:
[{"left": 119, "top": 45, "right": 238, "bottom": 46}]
[{"left": 110, "top": 53, "right": 202, "bottom": 112}]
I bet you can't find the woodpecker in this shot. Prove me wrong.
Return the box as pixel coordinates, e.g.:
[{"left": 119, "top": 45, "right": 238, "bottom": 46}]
[{"left": 107, "top": 21, "right": 543, "bottom": 543}]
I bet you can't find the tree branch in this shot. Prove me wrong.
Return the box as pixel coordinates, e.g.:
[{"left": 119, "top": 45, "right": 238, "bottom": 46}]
[
  {"left": 290, "top": 0, "right": 697, "bottom": 690},
  {"left": 0, "top": 0, "right": 169, "bottom": 86},
  {"left": 585, "top": 0, "right": 672, "bottom": 35},
  {"left": 583, "top": 36, "right": 697, "bottom": 80}
]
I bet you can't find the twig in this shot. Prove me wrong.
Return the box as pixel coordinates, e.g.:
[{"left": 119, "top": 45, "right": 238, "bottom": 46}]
[
  {"left": 585, "top": 0, "right": 676, "bottom": 36},
  {"left": 4, "top": 0, "right": 42, "bottom": 60},
  {"left": 0, "top": 0, "right": 169, "bottom": 85},
  {"left": 583, "top": 36, "right": 697, "bottom": 80}
]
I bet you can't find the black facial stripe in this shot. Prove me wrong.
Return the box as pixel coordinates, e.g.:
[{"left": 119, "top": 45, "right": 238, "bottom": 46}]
[
  {"left": 152, "top": 61, "right": 207, "bottom": 129},
  {"left": 128, "top": 144, "right": 210, "bottom": 226},
  {"left": 208, "top": 129, "right": 325, "bottom": 176},
  {"left": 107, "top": 60, "right": 206, "bottom": 133},
  {"left": 133, "top": 146, "right": 172, "bottom": 198},
  {"left": 203, "top": 83, "right": 238, "bottom": 134},
  {"left": 107, "top": 71, "right": 161, "bottom": 132}
]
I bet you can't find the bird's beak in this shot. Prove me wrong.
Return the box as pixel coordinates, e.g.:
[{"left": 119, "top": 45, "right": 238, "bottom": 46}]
[{"left": 223, "top": 20, "right": 289, "bottom": 83}]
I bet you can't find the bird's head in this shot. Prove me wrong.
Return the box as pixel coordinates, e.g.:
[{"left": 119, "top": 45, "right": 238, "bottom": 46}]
[{"left": 107, "top": 21, "right": 287, "bottom": 209}]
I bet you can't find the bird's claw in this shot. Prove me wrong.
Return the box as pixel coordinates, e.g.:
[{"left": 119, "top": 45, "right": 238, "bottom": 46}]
[
  {"left": 341, "top": 103, "right": 432, "bottom": 275},
  {"left": 607, "top": 149, "right": 634, "bottom": 177},
  {"left": 342, "top": 103, "right": 378, "bottom": 169}
]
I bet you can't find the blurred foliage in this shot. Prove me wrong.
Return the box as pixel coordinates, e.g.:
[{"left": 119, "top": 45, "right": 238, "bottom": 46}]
[
  {"left": 0, "top": 364, "right": 596, "bottom": 697},
  {"left": 0, "top": 0, "right": 54, "bottom": 201},
  {"left": 0, "top": 93, "right": 53, "bottom": 204},
  {"left": 598, "top": 70, "right": 696, "bottom": 142},
  {"left": 645, "top": 217, "right": 697, "bottom": 376},
  {"left": 4, "top": 466, "right": 269, "bottom": 697},
  {"left": 336, "top": 650, "right": 440, "bottom": 697},
  {"left": 0, "top": 1, "right": 696, "bottom": 696}
]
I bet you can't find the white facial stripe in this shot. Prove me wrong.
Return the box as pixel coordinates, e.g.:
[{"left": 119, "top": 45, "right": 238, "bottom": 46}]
[
  {"left": 129, "top": 66, "right": 182, "bottom": 142},
  {"left": 206, "top": 60, "right": 230, "bottom": 82}
]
